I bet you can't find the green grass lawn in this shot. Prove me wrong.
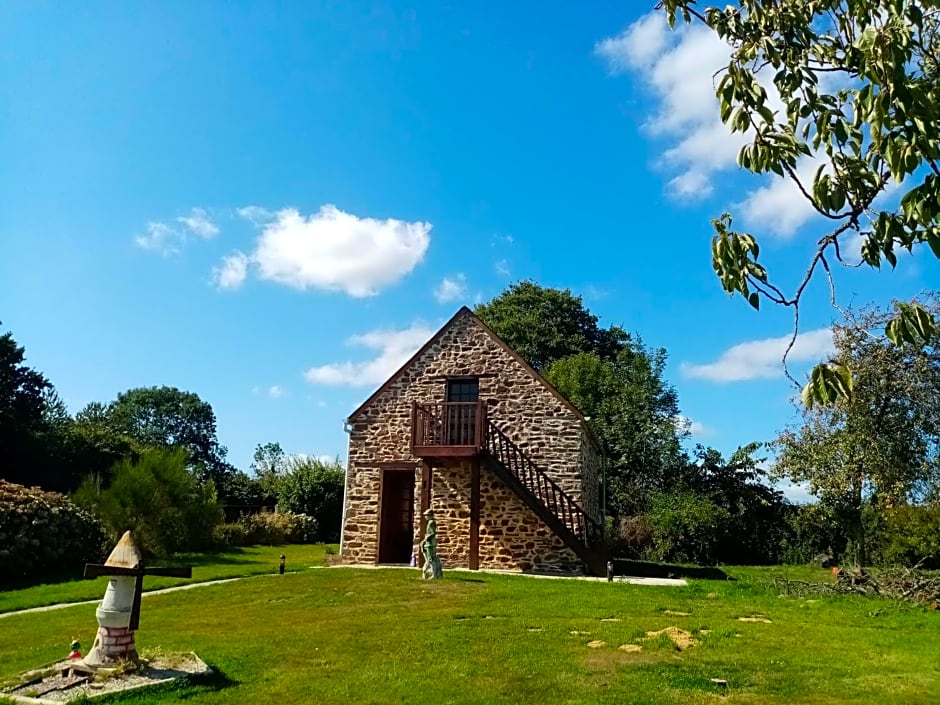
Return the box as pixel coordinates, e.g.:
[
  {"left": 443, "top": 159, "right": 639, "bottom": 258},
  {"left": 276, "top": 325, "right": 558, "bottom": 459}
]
[
  {"left": 1, "top": 564, "right": 938, "bottom": 704},
  {"left": 0, "top": 544, "right": 335, "bottom": 614}
]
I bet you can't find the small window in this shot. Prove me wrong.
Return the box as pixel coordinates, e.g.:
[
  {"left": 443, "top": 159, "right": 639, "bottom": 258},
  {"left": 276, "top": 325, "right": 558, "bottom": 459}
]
[{"left": 446, "top": 378, "right": 479, "bottom": 402}]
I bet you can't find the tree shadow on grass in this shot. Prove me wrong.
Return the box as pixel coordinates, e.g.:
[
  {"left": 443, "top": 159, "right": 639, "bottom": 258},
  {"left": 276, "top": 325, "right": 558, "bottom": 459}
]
[
  {"left": 613, "top": 560, "right": 734, "bottom": 581},
  {"left": 161, "top": 550, "right": 250, "bottom": 568}
]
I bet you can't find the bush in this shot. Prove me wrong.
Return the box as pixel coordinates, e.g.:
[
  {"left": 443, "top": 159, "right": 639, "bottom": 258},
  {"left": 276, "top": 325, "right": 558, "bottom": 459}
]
[
  {"left": 0, "top": 480, "right": 107, "bottom": 587},
  {"left": 73, "top": 447, "right": 222, "bottom": 557},
  {"left": 605, "top": 515, "right": 654, "bottom": 559},
  {"left": 878, "top": 503, "right": 940, "bottom": 569},
  {"left": 213, "top": 521, "right": 248, "bottom": 547},
  {"left": 276, "top": 457, "right": 345, "bottom": 542},
  {"left": 779, "top": 502, "right": 848, "bottom": 565},
  {"left": 215, "top": 512, "right": 319, "bottom": 547},
  {"left": 646, "top": 490, "right": 732, "bottom": 565}
]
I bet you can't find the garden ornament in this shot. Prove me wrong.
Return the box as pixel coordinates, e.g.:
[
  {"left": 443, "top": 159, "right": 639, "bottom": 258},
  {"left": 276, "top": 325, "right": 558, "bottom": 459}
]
[
  {"left": 82, "top": 530, "right": 192, "bottom": 666},
  {"left": 421, "top": 509, "right": 443, "bottom": 579}
]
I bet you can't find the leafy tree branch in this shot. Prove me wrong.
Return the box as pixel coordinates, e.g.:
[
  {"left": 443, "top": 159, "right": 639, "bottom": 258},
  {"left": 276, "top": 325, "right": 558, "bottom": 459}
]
[{"left": 657, "top": 0, "right": 940, "bottom": 404}]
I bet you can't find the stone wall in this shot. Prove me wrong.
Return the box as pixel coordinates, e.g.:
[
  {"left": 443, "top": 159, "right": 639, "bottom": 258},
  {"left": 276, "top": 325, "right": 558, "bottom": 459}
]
[
  {"left": 478, "top": 463, "right": 580, "bottom": 572},
  {"left": 429, "top": 465, "right": 471, "bottom": 567},
  {"left": 341, "top": 309, "right": 599, "bottom": 570}
]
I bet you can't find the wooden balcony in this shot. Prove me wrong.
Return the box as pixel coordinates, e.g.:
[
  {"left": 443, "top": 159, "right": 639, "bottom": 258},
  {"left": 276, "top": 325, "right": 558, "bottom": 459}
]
[{"left": 411, "top": 401, "right": 486, "bottom": 461}]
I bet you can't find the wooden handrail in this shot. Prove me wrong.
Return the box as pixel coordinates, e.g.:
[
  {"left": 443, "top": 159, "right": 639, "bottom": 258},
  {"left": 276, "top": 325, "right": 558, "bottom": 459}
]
[
  {"left": 411, "top": 400, "right": 601, "bottom": 547},
  {"left": 483, "top": 420, "right": 601, "bottom": 545}
]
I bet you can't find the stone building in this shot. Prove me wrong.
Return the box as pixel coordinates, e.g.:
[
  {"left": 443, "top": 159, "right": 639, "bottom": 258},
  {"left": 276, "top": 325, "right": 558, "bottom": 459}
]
[{"left": 339, "top": 306, "right": 606, "bottom": 575}]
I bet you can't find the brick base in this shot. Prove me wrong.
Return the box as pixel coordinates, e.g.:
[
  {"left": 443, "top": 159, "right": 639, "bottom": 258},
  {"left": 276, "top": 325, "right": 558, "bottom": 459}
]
[{"left": 83, "top": 625, "right": 138, "bottom": 667}]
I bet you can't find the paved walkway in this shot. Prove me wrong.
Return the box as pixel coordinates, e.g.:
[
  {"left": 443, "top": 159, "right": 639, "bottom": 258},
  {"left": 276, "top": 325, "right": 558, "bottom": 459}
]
[
  {"left": 2, "top": 565, "right": 687, "bottom": 620},
  {"left": 319, "top": 564, "right": 688, "bottom": 586},
  {"left": 0, "top": 578, "right": 242, "bottom": 620}
]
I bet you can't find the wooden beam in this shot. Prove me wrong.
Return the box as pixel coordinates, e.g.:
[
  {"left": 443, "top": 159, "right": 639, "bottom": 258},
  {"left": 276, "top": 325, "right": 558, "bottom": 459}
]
[
  {"left": 469, "top": 459, "right": 480, "bottom": 570},
  {"left": 418, "top": 462, "right": 432, "bottom": 568},
  {"left": 412, "top": 446, "right": 480, "bottom": 458}
]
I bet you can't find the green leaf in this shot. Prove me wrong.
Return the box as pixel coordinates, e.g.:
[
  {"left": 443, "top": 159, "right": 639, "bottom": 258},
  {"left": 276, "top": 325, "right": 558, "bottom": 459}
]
[
  {"left": 926, "top": 230, "right": 940, "bottom": 258},
  {"left": 802, "top": 362, "right": 854, "bottom": 408}
]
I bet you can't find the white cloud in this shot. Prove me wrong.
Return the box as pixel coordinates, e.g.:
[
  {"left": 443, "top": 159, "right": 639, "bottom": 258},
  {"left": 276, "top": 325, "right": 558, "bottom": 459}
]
[
  {"left": 595, "top": 13, "right": 743, "bottom": 203},
  {"left": 681, "top": 328, "right": 834, "bottom": 382},
  {"left": 775, "top": 479, "right": 817, "bottom": 504},
  {"left": 288, "top": 452, "right": 339, "bottom": 466},
  {"left": 177, "top": 207, "right": 219, "bottom": 238},
  {"left": 134, "top": 222, "right": 183, "bottom": 256},
  {"left": 237, "top": 205, "right": 275, "bottom": 226},
  {"left": 675, "top": 415, "right": 711, "bottom": 438},
  {"left": 494, "top": 259, "right": 510, "bottom": 276},
  {"left": 595, "top": 12, "right": 829, "bottom": 233},
  {"left": 737, "top": 157, "right": 825, "bottom": 238},
  {"left": 434, "top": 275, "right": 467, "bottom": 303},
  {"left": 266, "top": 385, "right": 286, "bottom": 398},
  {"left": 136, "top": 206, "right": 218, "bottom": 254},
  {"left": 583, "top": 285, "right": 611, "bottom": 301},
  {"left": 668, "top": 170, "right": 713, "bottom": 199},
  {"left": 594, "top": 12, "right": 668, "bottom": 74},
  {"left": 490, "top": 233, "right": 514, "bottom": 247},
  {"left": 211, "top": 251, "right": 249, "bottom": 290},
  {"left": 244, "top": 205, "right": 430, "bottom": 297},
  {"left": 305, "top": 323, "right": 436, "bottom": 387}
]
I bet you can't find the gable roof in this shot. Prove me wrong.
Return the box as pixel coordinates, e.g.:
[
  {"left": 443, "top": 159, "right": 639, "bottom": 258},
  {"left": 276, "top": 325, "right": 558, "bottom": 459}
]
[{"left": 345, "top": 307, "right": 597, "bottom": 447}]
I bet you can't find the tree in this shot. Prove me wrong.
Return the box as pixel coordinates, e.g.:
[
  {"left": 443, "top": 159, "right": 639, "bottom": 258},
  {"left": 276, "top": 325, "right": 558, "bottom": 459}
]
[
  {"left": 544, "top": 348, "right": 686, "bottom": 517},
  {"left": 73, "top": 447, "right": 222, "bottom": 557},
  {"left": 105, "top": 386, "right": 235, "bottom": 491},
  {"left": 685, "top": 442, "right": 790, "bottom": 564},
  {"left": 475, "top": 283, "right": 688, "bottom": 520},
  {"left": 773, "top": 299, "right": 940, "bottom": 566},
  {"left": 251, "top": 441, "right": 287, "bottom": 495},
  {"left": 60, "top": 402, "right": 144, "bottom": 487},
  {"left": 0, "top": 322, "right": 61, "bottom": 488},
  {"left": 658, "top": 1, "right": 940, "bottom": 404},
  {"left": 277, "top": 455, "right": 346, "bottom": 542},
  {"left": 474, "top": 281, "right": 628, "bottom": 371}
]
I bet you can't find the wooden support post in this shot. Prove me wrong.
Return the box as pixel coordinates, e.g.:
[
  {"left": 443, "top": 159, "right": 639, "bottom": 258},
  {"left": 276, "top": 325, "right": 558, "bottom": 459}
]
[
  {"left": 470, "top": 459, "right": 480, "bottom": 570},
  {"left": 419, "top": 462, "right": 432, "bottom": 567}
]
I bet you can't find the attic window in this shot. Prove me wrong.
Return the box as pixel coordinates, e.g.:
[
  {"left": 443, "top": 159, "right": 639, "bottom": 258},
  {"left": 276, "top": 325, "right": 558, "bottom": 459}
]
[{"left": 446, "top": 378, "right": 479, "bottom": 403}]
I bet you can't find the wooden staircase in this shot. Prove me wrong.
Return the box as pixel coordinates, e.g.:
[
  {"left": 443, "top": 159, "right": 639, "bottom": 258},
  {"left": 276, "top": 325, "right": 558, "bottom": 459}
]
[
  {"left": 481, "top": 420, "right": 607, "bottom": 576},
  {"left": 410, "top": 401, "right": 606, "bottom": 576}
]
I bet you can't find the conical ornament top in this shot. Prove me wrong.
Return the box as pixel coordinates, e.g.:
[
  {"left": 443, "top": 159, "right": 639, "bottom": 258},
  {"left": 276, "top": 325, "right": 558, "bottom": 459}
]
[{"left": 103, "top": 530, "right": 142, "bottom": 569}]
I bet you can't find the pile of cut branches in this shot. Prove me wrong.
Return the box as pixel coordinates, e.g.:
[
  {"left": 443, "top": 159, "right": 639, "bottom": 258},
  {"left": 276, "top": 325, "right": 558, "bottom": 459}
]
[{"left": 771, "top": 565, "right": 940, "bottom": 606}]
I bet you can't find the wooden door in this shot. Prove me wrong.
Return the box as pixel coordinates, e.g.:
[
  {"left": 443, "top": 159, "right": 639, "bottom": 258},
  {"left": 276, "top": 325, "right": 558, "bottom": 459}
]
[
  {"left": 378, "top": 470, "right": 415, "bottom": 564},
  {"left": 445, "top": 378, "right": 479, "bottom": 445}
]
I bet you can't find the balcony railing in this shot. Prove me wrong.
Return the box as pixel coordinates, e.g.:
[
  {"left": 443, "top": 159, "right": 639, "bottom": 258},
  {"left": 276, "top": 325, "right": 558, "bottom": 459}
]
[{"left": 411, "top": 401, "right": 485, "bottom": 457}]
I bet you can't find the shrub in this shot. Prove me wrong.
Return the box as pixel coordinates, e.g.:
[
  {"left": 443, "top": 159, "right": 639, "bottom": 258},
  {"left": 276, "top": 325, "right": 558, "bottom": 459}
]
[
  {"left": 226, "top": 512, "right": 318, "bottom": 546},
  {"left": 646, "top": 490, "right": 732, "bottom": 565},
  {"left": 213, "top": 521, "right": 248, "bottom": 548},
  {"left": 878, "top": 503, "right": 940, "bottom": 569},
  {"left": 73, "top": 447, "right": 222, "bottom": 557},
  {"left": 779, "top": 502, "right": 848, "bottom": 565},
  {"left": 0, "top": 480, "right": 107, "bottom": 587},
  {"left": 605, "top": 515, "right": 654, "bottom": 559},
  {"left": 276, "top": 456, "right": 345, "bottom": 542}
]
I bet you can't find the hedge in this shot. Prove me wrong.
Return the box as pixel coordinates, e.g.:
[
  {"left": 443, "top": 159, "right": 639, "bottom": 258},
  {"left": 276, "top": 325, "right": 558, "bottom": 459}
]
[{"left": 0, "top": 480, "right": 107, "bottom": 587}]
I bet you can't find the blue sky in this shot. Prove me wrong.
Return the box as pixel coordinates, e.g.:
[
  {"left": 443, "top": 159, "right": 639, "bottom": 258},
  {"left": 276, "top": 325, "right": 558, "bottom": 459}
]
[{"left": 1, "top": 3, "right": 932, "bottom": 498}]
